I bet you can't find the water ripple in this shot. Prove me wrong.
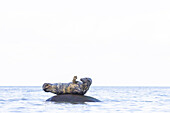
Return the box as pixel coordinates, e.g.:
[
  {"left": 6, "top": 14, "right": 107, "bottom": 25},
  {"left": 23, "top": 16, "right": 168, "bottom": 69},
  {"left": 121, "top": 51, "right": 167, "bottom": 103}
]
[{"left": 1, "top": 86, "right": 170, "bottom": 113}]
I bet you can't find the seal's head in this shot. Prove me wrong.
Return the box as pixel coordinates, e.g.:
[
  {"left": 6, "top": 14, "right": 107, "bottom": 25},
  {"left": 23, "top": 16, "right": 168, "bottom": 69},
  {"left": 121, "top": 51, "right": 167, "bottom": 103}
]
[
  {"left": 42, "top": 83, "right": 53, "bottom": 92},
  {"left": 80, "top": 78, "right": 92, "bottom": 86}
]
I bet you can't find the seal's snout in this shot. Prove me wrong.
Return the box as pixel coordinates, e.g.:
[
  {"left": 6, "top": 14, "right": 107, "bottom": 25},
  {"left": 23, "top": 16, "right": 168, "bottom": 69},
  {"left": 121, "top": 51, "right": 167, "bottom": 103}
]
[{"left": 42, "top": 83, "right": 52, "bottom": 92}]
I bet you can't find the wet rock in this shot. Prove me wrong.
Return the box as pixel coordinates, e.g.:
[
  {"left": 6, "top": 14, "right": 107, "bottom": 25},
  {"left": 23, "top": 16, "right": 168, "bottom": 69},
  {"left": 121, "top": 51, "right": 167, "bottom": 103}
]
[{"left": 46, "top": 94, "right": 101, "bottom": 102}]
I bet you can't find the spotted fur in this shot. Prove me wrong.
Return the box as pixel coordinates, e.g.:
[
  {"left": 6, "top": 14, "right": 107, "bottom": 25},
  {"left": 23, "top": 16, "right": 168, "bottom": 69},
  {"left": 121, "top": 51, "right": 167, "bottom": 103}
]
[{"left": 43, "top": 77, "right": 92, "bottom": 95}]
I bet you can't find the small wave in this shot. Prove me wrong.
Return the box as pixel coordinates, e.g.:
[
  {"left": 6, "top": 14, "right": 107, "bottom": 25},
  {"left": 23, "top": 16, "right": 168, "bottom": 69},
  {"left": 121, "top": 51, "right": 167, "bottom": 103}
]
[
  {"left": 17, "top": 107, "right": 26, "bottom": 109},
  {"left": 110, "top": 100, "right": 121, "bottom": 102},
  {"left": 140, "top": 100, "right": 153, "bottom": 102},
  {"left": 7, "top": 98, "right": 28, "bottom": 102},
  {"left": 21, "top": 98, "right": 28, "bottom": 100},
  {"left": 31, "top": 103, "right": 42, "bottom": 106},
  {"left": 0, "top": 99, "right": 5, "bottom": 101},
  {"left": 9, "top": 110, "right": 22, "bottom": 113},
  {"left": 157, "top": 94, "right": 168, "bottom": 97},
  {"left": 7, "top": 99, "right": 20, "bottom": 102}
]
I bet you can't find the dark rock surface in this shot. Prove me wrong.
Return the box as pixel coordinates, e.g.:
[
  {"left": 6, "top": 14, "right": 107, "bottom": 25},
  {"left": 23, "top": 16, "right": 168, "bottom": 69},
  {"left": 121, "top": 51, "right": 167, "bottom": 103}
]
[{"left": 46, "top": 94, "right": 101, "bottom": 102}]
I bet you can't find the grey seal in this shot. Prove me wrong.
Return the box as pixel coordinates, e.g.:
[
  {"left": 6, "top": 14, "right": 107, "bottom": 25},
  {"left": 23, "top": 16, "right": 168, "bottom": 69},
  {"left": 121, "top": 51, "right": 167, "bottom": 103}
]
[{"left": 42, "top": 76, "right": 92, "bottom": 95}]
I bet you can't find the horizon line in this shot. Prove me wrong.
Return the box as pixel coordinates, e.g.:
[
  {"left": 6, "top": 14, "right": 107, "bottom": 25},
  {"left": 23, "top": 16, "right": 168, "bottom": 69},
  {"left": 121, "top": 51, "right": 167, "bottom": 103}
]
[{"left": 0, "top": 85, "right": 170, "bottom": 87}]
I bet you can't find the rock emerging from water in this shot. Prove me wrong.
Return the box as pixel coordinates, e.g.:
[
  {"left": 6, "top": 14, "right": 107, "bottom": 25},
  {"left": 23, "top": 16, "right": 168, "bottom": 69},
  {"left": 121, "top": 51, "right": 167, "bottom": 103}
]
[{"left": 46, "top": 94, "right": 101, "bottom": 102}]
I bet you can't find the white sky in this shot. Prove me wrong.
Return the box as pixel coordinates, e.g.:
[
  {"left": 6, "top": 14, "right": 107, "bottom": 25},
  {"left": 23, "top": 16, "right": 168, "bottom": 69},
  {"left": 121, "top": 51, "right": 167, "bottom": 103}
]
[{"left": 0, "top": 0, "right": 170, "bottom": 86}]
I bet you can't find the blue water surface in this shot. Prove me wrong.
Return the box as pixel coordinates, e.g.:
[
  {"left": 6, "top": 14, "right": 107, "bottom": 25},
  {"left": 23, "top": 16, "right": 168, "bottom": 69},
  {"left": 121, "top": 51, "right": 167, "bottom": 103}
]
[{"left": 0, "top": 86, "right": 170, "bottom": 113}]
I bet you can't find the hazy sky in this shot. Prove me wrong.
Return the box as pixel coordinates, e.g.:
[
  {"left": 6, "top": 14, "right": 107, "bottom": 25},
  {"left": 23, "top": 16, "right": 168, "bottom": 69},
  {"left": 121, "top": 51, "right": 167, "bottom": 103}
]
[{"left": 0, "top": 0, "right": 170, "bottom": 86}]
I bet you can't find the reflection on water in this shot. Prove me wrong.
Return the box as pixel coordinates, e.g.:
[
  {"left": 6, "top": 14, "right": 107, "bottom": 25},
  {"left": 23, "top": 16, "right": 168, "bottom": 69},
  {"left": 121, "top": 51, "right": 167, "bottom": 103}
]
[{"left": 0, "top": 86, "right": 170, "bottom": 113}]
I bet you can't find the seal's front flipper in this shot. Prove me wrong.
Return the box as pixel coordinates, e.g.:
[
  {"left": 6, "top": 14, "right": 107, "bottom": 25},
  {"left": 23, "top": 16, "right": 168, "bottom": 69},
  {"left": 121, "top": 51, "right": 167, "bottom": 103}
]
[{"left": 72, "top": 76, "right": 78, "bottom": 84}]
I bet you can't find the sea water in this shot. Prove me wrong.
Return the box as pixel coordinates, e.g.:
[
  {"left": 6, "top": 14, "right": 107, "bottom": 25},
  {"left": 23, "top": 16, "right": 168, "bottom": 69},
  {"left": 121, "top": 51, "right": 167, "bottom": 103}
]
[{"left": 0, "top": 86, "right": 170, "bottom": 113}]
